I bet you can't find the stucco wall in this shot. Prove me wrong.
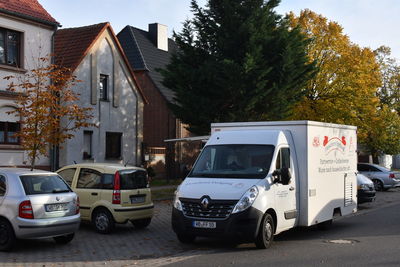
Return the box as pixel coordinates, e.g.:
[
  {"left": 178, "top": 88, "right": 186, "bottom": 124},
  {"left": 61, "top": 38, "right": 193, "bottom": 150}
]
[
  {"left": 0, "top": 15, "right": 53, "bottom": 167},
  {"left": 59, "top": 29, "right": 144, "bottom": 167}
]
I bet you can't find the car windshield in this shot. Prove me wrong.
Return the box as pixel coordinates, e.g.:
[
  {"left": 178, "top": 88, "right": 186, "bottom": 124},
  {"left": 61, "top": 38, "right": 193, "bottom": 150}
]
[
  {"left": 189, "top": 144, "right": 275, "bottom": 179},
  {"left": 20, "top": 175, "right": 71, "bottom": 195}
]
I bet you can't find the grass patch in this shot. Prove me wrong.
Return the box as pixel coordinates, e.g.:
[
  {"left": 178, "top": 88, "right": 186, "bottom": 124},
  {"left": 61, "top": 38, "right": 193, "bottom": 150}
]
[
  {"left": 150, "top": 178, "right": 182, "bottom": 187},
  {"left": 151, "top": 187, "right": 177, "bottom": 200}
]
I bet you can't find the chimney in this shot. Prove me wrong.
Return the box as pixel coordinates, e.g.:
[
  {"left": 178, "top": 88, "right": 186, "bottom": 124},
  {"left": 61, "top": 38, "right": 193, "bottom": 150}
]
[{"left": 148, "top": 23, "right": 168, "bottom": 51}]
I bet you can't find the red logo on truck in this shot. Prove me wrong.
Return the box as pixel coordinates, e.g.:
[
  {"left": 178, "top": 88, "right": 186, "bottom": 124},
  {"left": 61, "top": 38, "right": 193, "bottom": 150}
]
[{"left": 322, "top": 136, "right": 346, "bottom": 154}]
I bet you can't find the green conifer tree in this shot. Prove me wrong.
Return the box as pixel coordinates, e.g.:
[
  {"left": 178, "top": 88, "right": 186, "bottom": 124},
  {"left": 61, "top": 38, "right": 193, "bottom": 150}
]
[{"left": 161, "top": 0, "right": 316, "bottom": 135}]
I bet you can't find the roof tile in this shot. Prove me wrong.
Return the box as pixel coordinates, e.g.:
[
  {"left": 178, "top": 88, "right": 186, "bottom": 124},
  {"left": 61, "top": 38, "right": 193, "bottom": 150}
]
[
  {"left": 0, "top": 0, "right": 58, "bottom": 25},
  {"left": 54, "top": 22, "right": 108, "bottom": 71}
]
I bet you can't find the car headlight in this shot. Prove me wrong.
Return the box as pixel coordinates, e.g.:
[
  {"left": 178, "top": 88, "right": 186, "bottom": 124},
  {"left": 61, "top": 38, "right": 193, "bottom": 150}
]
[
  {"left": 232, "top": 186, "right": 259, "bottom": 214},
  {"left": 173, "top": 190, "right": 182, "bottom": 211},
  {"left": 359, "top": 184, "right": 370, "bottom": 190}
]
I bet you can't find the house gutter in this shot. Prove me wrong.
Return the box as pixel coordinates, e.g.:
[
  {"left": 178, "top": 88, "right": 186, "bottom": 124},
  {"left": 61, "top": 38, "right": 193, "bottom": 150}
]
[
  {"left": 49, "top": 23, "right": 59, "bottom": 171},
  {"left": 0, "top": 9, "right": 60, "bottom": 28}
]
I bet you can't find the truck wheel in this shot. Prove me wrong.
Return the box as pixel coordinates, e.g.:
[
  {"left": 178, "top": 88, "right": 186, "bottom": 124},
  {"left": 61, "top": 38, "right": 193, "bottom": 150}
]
[
  {"left": 176, "top": 233, "right": 196, "bottom": 244},
  {"left": 372, "top": 179, "right": 383, "bottom": 191},
  {"left": 0, "top": 218, "right": 16, "bottom": 251},
  {"left": 92, "top": 208, "right": 115, "bottom": 234},
  {"left": 131, "top": 218, "right": 151, "bottom": 229},
  {"left": 255, "top": 213, "right": 274, "bottom": 249},
  {"left": 317, "top": 219, "right": 333, "bottom": 230},
  {"left": 53, "top": 233, "right": 74, "bottom": 244}
]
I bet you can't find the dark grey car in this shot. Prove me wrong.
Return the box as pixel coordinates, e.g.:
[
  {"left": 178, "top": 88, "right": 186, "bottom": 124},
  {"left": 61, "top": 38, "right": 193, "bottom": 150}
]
[
  {"left": 0, "top": 168, "right": 80, "bottom": 251},
  {"left": 357, "top": 163, "right": 400, "bottom": 191}
]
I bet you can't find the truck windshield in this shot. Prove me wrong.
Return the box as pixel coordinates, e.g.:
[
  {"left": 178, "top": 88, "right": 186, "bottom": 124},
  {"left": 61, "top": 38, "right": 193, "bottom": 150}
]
[{"left": 189, "top": 144, "right": 274, "bottom": 179}]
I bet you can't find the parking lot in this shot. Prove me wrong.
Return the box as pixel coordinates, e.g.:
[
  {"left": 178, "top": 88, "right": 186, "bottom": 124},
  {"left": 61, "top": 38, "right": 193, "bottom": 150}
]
[{"left": 1, "top": 188, "right": 399, "bottom": 267}]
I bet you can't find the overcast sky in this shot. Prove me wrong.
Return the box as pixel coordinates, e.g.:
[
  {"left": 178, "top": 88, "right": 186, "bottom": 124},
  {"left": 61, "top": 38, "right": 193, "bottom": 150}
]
[{"left": 40, "top": 0, "right": 400, "bottom": 59}]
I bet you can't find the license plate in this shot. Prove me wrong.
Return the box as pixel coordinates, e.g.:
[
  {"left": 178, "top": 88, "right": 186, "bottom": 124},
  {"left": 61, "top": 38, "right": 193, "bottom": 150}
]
[
  {"left": 193, "top": 221, "right": 216, "bottom": 229},
  {"left": 130, "top": 196, "right": 145, "bottom": 204},
  {"left": 45, "top": 203, "right": 68, "bottom": 212}
]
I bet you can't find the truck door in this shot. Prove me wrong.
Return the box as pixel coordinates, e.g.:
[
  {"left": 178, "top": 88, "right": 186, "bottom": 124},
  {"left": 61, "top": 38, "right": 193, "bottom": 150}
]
[{"left": 274, "top": 147, "right": 297, "bottom": 230}]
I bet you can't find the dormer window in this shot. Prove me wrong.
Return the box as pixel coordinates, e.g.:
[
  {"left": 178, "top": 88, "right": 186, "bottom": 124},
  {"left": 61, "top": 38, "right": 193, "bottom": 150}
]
[
  {"left": 99, "top": 74, "right": 108, "bottom": 101},
  {"left": 0, "top": 28, "right": 21, "bottom": 67}
]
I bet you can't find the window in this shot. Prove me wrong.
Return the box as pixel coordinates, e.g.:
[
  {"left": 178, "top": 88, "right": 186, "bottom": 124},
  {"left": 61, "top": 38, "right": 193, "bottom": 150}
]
[
  {"left": 119, "top": 170, "right": 148, "bottom": 189},
  {"left": 106, "top": 132, "right": 122, "bottom": 159},
  {"left": 99, "top": 74, "right": 108, "bottom": 100},
  {"left": 276, "top": 148, "right": 290, "bottom": 169},
  {"left": 0, "top": 175, "right": 6, "bottom": 196},
  {"left": 83, "top": 131, "right": 93, "bottom": 159},
  {"left": 57, "top": 168, "right": 76, "bottom": 186},
  {"left": 0, "top": 28, "right": 21, "bottom": 67},
  {"left": 77, "top": 168, "right": 102, "bottom": 189},
  {"left": 0, "top": 122, "right": 20, "bottom": 144},
  {"left": 19, "top": 175, "right": 71, "bottom": 195}
]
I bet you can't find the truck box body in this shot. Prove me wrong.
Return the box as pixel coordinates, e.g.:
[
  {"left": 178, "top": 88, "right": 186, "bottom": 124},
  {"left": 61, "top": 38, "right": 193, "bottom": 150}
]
[{"left": 211, "top": 120, "right": 357, "bottom": 226}]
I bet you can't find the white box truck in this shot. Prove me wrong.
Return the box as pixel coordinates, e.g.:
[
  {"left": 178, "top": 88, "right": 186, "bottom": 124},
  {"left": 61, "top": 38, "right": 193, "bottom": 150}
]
[{"left": 172, "top": 121, "right": 357, "bottom": 248}]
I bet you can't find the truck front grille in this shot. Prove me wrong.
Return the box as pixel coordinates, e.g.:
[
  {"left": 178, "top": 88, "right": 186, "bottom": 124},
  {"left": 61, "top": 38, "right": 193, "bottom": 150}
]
[{"left": 180, "top": 198, "right": 237, "bottom": 219}]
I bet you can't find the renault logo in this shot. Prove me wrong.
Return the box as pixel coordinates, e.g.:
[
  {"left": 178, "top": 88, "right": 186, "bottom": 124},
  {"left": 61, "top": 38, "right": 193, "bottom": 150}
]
[{"left": 200, "top": 197, "right": 210, "bottom": 210}]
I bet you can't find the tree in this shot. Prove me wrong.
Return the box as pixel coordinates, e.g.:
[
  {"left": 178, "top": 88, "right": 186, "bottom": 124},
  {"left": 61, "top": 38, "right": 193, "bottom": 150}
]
[
  {"left": 288, "top": 9, "right": 400, "bottom": 158},
  {"left": 160, "top": 0, "right": 316, "bottom": 135},
  {"left": 374, "top": 46, "right": 400, "bottom": 114},
  {"left": 5, "top": 56, "right": 94, "bottom": 169}
]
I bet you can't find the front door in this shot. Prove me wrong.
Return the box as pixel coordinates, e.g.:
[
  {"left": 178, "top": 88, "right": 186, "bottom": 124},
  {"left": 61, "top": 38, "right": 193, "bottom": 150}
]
[
  {"left": 274, "top": 146, "right": 297, "bottom": 230},
  {"left": 74, "top": 168, "right": 102, "bottom": 220}
]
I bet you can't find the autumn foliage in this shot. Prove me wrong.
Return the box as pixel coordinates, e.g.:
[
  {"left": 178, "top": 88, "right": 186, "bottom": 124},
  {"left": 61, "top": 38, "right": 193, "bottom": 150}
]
[
  {"left": 5, "top": 56, "right": 94, "bottom": 169},
  {"left": 288, "top": 9, "right": 400, "bottom": 157}
]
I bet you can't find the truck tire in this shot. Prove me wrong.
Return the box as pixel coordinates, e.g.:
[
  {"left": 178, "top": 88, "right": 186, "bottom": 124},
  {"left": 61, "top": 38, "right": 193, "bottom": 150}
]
[
  {"left": 255, "top": 213, "right": 274, "bottom": 249},
  {"left": 317, "top": 219, "right": 333, "bottom": 230},
  {"left": 176, "top": 233, "right": 196, "bottom": 244},
  {"left": 0, "top": 218, "right": 16, "bottom": 251},
  {"left": 92, "top": 208, "right": 115, "bottom": 234}
]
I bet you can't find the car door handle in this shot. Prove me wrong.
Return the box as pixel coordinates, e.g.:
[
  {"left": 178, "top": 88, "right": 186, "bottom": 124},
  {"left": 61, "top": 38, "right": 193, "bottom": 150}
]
[
  {"left": 91, "top": 192, "right": 98, "bottom": 196},
  {"left": 289, "top": 187, "right": 295, "bottom": 191}
]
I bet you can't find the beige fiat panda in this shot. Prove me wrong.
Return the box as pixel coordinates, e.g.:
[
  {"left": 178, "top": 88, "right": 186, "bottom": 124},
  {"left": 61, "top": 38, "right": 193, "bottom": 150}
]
[{"left": 57, "top": 163, "right": 153, "bottom": 234}]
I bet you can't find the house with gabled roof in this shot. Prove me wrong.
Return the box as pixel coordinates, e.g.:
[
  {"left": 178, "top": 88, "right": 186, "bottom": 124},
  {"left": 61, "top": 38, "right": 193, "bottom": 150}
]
[
  {"left": 55, "top": 22, "right": 146, "bottom": 168},
  {"left": 0, "top": 0, "right": 59, "bottom": 169},
  {"left": 118, "top": 23, "right": 192, "bottom": 179}
]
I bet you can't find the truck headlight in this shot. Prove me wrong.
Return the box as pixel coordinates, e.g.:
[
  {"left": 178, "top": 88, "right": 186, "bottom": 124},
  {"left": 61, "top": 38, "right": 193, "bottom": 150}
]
[
  {"left": 232, "top": 186, "right": 259, "bottom": 214},
  {"left": 173, "top": 190, "right": 182, "bottom": 211}
]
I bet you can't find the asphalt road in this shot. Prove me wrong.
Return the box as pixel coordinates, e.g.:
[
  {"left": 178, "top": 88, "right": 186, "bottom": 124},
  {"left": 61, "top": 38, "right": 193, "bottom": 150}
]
[
  {"left": 0, "top": 189, "right": 399, "bottom": 266},
  {"left": 167, "top": 199, "right": 400, "bottom": 267}
]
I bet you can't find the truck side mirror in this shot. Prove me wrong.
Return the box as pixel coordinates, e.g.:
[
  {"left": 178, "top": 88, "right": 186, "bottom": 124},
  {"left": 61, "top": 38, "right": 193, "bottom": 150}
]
[
  {"left": 272, "top": 169, "right": 281, "bottom": 183},
  {"left": 281, "top": 168, "right": 291, "bottom": 185}
]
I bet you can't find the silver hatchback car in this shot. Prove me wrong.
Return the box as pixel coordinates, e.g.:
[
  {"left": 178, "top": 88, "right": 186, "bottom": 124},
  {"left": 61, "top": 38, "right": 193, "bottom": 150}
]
[
  {"left": 357, "top": 163, "right": 400, "bottom": 191},
  {"left": 0, "top": 168, "right": 80, "bottom": 251}
]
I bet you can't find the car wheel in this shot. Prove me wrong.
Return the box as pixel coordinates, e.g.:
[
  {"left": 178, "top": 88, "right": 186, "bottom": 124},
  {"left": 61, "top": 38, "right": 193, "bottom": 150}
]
[
  {"left": 0, "top": 218, "right": 16, "bottom": 251},
  {"left": 92, "top": 209, "right": 115, "bottom": 234},
  {"left": 176, "top": 233, "right": 196, "bottom": 244},
  {"left": 131, "top": 218, "right": 151, "bottom": 229},
  {"left": 372, "top": 179, "right": 384, "bottom": 191},
  {"left": 255, "top": 213, "right": 274, "bottom": 249},
  {"left": 53, "top": 233, "right": 74, "bottom": 244}
]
